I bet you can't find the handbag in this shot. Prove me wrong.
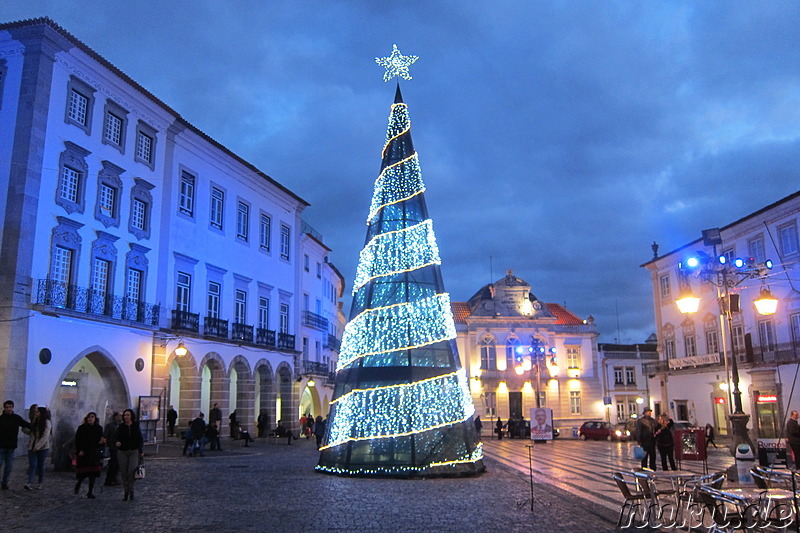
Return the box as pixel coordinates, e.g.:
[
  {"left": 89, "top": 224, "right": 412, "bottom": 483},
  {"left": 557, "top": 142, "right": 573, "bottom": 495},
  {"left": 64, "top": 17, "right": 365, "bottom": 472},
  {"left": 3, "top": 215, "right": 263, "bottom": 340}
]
[
  {"left": 633, "top": 445, "right": 645, "bottom": 460},
  {"left": 134, "top": 458, "right": 145, "bottom": 480}
]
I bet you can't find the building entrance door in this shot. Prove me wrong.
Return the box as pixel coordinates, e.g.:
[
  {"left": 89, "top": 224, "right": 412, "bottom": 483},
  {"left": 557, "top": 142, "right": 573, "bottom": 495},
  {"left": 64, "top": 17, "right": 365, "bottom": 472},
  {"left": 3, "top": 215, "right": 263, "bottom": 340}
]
[
  {"left": 714, "top": 399, "right": 729, "bottom": 435},
  {"left": 508, "top": 391, "right": 522, "bottom": 419}
]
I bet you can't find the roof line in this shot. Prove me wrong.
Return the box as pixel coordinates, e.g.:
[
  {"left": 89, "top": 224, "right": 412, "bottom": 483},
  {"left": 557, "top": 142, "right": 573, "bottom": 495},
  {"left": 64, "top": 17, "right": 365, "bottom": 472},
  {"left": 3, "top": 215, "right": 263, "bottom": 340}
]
[
  {"left": 1, "top": 16, "right": 309, "bottom": 207},
  {"left": 641, "top": 188, "right": 800, "bottom": 267}
]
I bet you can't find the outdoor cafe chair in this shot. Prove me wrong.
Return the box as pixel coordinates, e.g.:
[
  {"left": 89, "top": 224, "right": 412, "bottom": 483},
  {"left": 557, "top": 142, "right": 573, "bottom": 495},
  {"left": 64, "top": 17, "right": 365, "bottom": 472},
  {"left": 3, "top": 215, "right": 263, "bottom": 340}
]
[
  {"left": 612, "top": 472, "right": 650, "bottom": 527},
  {"left": 678, "top": 471, "right": 726, "bottom": 516},
  {"left": 697, "top": 486, "right": 757, "bottom": 532}
]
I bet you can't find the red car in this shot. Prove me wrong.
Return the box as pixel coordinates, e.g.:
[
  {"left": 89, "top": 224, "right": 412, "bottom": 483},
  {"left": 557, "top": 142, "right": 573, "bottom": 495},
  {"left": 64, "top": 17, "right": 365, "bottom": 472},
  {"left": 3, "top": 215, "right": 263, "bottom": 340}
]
[{"left": 578, "top": 421, "right": 630, "bottom": 441}]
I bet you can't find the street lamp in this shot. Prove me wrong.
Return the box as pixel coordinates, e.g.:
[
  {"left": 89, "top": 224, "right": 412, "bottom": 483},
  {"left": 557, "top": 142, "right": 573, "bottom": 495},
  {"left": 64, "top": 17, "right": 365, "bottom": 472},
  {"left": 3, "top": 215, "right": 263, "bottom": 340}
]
[{"left": 676, "top": 228, "right": 777, "bottom": 454}]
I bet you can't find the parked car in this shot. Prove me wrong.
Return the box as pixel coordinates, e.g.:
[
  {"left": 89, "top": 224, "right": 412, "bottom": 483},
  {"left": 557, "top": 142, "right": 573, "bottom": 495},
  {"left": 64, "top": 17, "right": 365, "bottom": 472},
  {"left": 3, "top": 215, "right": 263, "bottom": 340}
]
[
  {"left": 613, "top": 423, "right": 632, "bottom": 441},
  {"left": 578, "top": 421, "right": 629, "bottom": 441}
]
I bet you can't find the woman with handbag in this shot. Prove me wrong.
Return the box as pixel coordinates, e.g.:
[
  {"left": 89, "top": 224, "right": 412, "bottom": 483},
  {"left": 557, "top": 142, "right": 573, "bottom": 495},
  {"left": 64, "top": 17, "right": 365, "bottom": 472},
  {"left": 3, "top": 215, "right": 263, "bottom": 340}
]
[
  {"left": 74, "top": 412, "right": 105, "bottom": 498},
  {"left": 115, "top": 408, "right": 143, "bottom": 501}
]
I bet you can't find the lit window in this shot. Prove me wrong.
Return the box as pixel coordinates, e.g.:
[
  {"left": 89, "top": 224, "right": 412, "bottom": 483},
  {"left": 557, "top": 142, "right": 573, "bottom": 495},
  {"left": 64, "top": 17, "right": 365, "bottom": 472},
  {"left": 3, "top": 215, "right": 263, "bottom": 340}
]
[
  {"left": 566, "top": 347, "right": 580, "bottom": 369},
  {"left": 570, "top": 391, "right": 581, "bottom": 415}
]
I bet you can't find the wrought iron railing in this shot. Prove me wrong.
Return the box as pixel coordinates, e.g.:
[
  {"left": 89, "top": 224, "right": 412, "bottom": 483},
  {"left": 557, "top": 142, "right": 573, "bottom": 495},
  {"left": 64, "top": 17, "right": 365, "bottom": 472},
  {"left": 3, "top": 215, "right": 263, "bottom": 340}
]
[
  {"left": 301, "top": 310, "right": 328, "bottom": 330},
  {"left": 204, "top": 316, "right": 228, "bottom": 338},
  {"left": 171, "top": 309, "right": 199, "bottom": 332},
  {"left": 35, "top": 279, "right": 159, "bottom": 326},
  {"left": 325, "top": 334, "right": 341, "bottom": 351},
  {"left": 256, "top": 328, "right": 276, "bottom": 347},
  {"left": 278, "top": 332, "right": 295, "bottom": 351},
  {"left": 231, "top": 323, "right": 254, "bottom": 343},
  {"left": 301, "top": 360, "right": 330, "bottom": 376}
]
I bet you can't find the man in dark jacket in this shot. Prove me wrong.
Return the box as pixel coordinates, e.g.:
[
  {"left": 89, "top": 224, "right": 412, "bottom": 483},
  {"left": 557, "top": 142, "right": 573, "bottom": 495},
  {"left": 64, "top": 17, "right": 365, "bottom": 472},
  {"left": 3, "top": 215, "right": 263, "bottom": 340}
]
[
  {"left": 0, "top": 400, "right": 31, "bottom": 489},
  {"left": 635, "top": 407, "right": 657, "bottom": 471},
  {"left": 786, "top": 410, "right": 800, "bottom": 471},
  {"left": 190, "top": 413, "right": 207, "bottom": 457},
  {"left": 166, "top": 405, "right": 178, "bottom": 437}
]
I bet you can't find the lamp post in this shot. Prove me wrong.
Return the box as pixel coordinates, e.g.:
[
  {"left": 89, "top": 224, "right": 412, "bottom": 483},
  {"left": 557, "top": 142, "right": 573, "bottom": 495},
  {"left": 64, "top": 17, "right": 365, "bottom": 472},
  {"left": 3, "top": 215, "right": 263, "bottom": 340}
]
[{"left": 675, "top": 228, "right": 777, "bottom": 455}]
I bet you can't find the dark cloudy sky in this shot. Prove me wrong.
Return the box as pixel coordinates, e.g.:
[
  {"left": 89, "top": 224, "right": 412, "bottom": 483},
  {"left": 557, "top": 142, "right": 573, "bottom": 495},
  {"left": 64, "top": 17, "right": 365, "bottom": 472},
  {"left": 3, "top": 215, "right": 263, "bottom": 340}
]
[{"left": 4, "top": 1, "right": 800, "bottom": 343}]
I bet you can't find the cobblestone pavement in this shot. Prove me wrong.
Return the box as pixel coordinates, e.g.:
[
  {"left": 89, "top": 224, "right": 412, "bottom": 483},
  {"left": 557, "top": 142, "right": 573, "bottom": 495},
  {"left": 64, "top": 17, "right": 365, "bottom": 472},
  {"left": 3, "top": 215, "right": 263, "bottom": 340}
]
[{"left": 0, "top": 436, "right": 625, "bottom": 533}]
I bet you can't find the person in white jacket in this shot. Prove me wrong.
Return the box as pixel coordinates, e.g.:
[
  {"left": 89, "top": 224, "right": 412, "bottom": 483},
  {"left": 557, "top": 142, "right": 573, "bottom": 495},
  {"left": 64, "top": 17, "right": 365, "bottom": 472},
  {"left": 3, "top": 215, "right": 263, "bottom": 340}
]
[{"left": 24, "top": 406, "right": 51, "bottom": 490}]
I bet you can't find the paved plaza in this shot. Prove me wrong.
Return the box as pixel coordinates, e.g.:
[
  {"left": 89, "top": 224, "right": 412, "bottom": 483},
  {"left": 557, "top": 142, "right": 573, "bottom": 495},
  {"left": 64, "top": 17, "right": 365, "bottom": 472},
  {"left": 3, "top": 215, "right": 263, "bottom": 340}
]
[{"left": 0, "top": 436, "right": 624, "bottom": 532}]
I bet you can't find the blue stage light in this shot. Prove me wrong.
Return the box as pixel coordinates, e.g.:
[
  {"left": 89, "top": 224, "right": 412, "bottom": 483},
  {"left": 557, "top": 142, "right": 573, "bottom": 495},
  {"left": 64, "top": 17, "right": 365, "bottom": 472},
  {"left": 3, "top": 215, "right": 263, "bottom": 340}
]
[
  {"left": 765, "top": 259, "right": 774, "bottom": 269},
  {"left": 718, "top": 255, "right": 727, "bottom": 264},
  {"left": 734, "top": 258, "right": 745, "bottom": 268},
  {"left": 686, "top": 257, "right": 700, "bottom": 268}
]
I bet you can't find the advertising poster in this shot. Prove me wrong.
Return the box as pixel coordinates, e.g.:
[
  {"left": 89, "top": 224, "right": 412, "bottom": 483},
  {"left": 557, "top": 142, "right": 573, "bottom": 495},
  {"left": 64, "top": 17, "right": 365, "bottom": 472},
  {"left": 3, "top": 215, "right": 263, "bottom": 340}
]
[{"left": 530, "top": 407, "right": 554, "bottom": 440}]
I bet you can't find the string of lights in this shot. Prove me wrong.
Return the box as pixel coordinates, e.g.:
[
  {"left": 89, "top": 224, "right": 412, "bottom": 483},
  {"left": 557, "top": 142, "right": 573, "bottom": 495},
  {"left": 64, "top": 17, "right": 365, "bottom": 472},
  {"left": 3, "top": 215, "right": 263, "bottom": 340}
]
[
  {"left": 336, "top": 292, "right": 457, "bottom": 370},
  {"left": 352, "top": 219, "right": 442, "bottom": 292},
  {"left": 367, "top": 153, "right": 425, "bottom": 223}
]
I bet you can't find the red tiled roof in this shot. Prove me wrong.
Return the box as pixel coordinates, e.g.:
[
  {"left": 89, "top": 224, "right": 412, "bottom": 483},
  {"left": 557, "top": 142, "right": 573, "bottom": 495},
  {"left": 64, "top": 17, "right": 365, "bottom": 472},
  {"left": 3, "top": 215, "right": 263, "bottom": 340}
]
[
  {"left": 547, "top": 303, "right": 584, "bottom": 325},
  {"left": 451, "top": 302, "right": 471, "bottom": 324}
]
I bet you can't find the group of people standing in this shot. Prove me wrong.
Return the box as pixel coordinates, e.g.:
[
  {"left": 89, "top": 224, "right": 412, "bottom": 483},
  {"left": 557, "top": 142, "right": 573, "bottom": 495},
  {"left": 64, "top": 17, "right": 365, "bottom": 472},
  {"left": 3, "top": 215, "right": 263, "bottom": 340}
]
[
  {"left": 0, "top": 399, "right": 143, "bottom": 501},
  {"left": 635, "top": 408, "right": 678, "bottom": 471}
]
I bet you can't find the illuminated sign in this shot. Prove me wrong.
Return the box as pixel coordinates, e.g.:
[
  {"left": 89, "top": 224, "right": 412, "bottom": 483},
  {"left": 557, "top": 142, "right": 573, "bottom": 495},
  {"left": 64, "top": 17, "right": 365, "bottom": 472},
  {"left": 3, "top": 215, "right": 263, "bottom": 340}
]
[
  {"left": 714, "top": 397, "right": 726, "bottom": 404},
  {"left": 756, "top": 394, "right": 778, "bottom": 403}
]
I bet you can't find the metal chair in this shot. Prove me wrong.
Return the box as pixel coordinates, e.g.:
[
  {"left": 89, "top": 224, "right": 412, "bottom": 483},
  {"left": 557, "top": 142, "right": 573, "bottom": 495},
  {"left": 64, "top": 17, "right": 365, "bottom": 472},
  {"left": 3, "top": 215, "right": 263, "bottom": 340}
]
[
  {"left": 612, "top": 472, "right": 650, "bottom": 527},
  {"left": 696, "top": 486, "right": 753, "bottom": 532}
]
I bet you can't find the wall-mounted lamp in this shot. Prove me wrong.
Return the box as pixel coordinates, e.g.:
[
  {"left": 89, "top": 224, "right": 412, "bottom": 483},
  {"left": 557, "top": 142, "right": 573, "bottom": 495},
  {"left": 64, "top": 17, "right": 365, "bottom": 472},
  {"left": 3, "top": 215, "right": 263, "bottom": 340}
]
[{"left": 158, "top": 336, "right": 188, "bottom": 356}]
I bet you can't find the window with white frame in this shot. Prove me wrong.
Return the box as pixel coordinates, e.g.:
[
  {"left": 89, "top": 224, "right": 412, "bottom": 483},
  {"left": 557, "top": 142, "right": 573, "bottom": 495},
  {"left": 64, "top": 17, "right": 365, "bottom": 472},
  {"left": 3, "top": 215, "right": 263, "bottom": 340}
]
[
  {"left": 60, "top": 166, "right": 81, "bottom": 204},
  {"left": 126, "top": 268, "right": 142, "bottom": 302},
  {"left": 176, "top": 272, "right": 191, "bottom": 312},
  {"left": 51, "top": 245, "right": 74, "bottom": 284},
  {"left": 94, "top": 161, "right": 124, "bottom": 228},
  {"left": 748, "top": 236, "right": 766, "bottom": 263},
  {"left": 279, "top": 303, "right": 289, "bottom": 333},
  {"left": 102, "top": 99, "right": 128, "bottom": 152},
  {"left": 506, "top": 337, "right": 519, "bottom": 369},
  {"left": 566, "top": 346, "right": 580, "bottom": 369},
  {"left": 731, "top": 324, "right": 745, "bottom": 362},
  {"left": 131, "top": 199, "right": 146, "bottom": 231},
  {"left": 480, "top": 337, "right": 496, "bottom": 370},
  {"left": 65, "top": 76, "right": 95, "bottom": 134},
  {"left": 537, "top": 391, "right": 546, "bottom": 408},
  {"left": 625, "top": 367, "right": 636, "bottom": 385},
  {"left": 779, "top": 223, "right": 799, "bottom": 257},
  {"left": 280, "top": 224, "right": 291, "bottom": 260},
  {"left": 484, "top": 391, "right": 496, "bottom": 417},
  {"left": 659, "top": 274, "right": 671, "bottom": 299},
  {"left": 758, "top": 320, "right": 776, "bottom": 352},
  {"left": 259, "top": 214, "right": 271, "bottom": 251},
  {"left": 179, "top": 171, "right": 195, "bottom": 216},
  {"left": 722, "top": 248, "right": 735, "bottom": 264},
  {"left": 207, "top": 282, "right": 221, "bottom": 319},
  {"left": 128, "top": 178, "right": 154, "bottom": 240},
  {"left": 664, "top": 339, "right": 676, "bottom": 359},
  {"left": 98, "top": 183, "right": 115, "bottom": 217},
  {"left": 570, "top": 391, "right": 581, "bottom": 415},
  {"left": 258, "top": 297, "right": 269, "bottom": 330},
  {"left": 134, "top": 121, "right": 156, "bottom": 168},
  {"left": 613, "top": 367, "right": 623, "bottom": 385},
  {"left": 616, "top": 402, "right": 625, "bottom": 422},
  {"left": 91, "top": 258, "right": 110, "bottom": 314},
  {"left": 706, "top": 330, "right": 719, "bottom": 355},
  {"left": 210, "top": 187, "right": 224, "bottom": 230},
  {"left": 236, "top": 201, "right": 249, "bottom": 241},
  {"left": 235, "top": 290, "right": 247, "bottom": 324},
  {"left": 684, "top": 335, "right": 697, "bottom": 357}
]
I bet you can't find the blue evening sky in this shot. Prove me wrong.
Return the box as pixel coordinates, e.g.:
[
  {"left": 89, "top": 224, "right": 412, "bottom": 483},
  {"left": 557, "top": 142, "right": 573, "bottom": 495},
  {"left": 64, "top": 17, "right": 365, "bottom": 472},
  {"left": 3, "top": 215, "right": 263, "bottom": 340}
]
[{"left": 3, "top": 1, "right": 800, "bottom": 342}]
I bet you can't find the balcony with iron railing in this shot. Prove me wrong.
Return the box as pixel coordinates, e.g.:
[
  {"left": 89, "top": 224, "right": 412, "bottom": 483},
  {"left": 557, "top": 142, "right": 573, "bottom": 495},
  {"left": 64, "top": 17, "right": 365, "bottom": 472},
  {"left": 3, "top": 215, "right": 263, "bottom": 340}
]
[
  {"left": 325, "top": 334, "right": 341, "bottom": 351},
  {"left": 35, "top": 279, "right": 160, "bottom": 326},
  {"left": 231, "top": 322, "right": 254, "bottom": 343},
  {"left": 301, "top": 310, "right": 328, "bottom": 331},
  {"left": 171, "top": 309, "right": 200, "bottom": 333},
  {"left": 278, "top": 332, "right": 296, "bottom": 351},
  {"left": 300, "top": 360, "right": 330, "bottom": 376},
  {"left": 204, "top": 316, "right": 228, "bottom": 338},
  {"left": 256, "top": 328, "right": 276, "bottom": 347}
]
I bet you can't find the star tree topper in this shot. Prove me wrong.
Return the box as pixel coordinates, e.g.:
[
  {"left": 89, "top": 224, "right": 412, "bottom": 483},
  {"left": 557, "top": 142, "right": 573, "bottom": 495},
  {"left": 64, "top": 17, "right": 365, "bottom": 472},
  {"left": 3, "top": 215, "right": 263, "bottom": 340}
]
[{"left": 376, "top": 44, "right": 418, "bottom": 82}]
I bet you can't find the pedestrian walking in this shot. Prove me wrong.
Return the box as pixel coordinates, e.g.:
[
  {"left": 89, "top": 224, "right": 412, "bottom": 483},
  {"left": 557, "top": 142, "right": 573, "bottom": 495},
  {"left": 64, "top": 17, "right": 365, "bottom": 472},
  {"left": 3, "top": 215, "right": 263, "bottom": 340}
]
[
  {"left": 167, "top": 405, "right": 178, "bottom": 437},
  {"left": 314, "top": 415, "right": 326, "bottom": 449},
  {"left": 228, "top": 409, "right": 237, "bottom": 439},
  {"left": 704, "top": 423, "right": 717, "bottom": 449},
  {"left": 103, "top": 412, "right": 121, "bottom": 486},
  {"left": 74, "top": 412, "right": 105, "bottom": 499},
  {"left": 115, "top": 408, "right": 144, "bottom": 501},
  {"left": 0, "top": 399, "right": 31, "bottom": 490},
  {"left": 206, "top": 421, "right": 221, "bottom": 451},
  {"left": 474, "top": 416, "right": 483, "bottom": 437},
  {"left": 25, "top": 406, "right": 51, "bottom": 490},
  {"left": 257, "top": 410, "right": 269, "bottom": 438},
  {"left": 190, "top": 413, "right": 207, "bottom": 456},
  {"left": 495, "top": 418, "right": 505, "bottom": 440}
]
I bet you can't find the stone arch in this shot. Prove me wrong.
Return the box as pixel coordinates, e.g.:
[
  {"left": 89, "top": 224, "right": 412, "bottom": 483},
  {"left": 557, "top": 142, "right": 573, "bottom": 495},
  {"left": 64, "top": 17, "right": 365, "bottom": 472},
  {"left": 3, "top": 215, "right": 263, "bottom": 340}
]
[
  {"left": 165, "top": 350, "right": 199, "bottom": 433},
  {"left": 49, "top": 345, "right": 130, "bottom": 470},
  {"left": 299, "top": 381, "right": 321, "bottom": 419},
  {"left": 275, "top": 361, "right": 296, "bottom": 432},
  {"left": 198, "top": 351, "right": 229, "bottom": 433},
  {"left": 228, "top": 355, "right": 254, "bottom": 432},
  {"left": 254, "top": 359, "right": 275, "bottom": 436}
]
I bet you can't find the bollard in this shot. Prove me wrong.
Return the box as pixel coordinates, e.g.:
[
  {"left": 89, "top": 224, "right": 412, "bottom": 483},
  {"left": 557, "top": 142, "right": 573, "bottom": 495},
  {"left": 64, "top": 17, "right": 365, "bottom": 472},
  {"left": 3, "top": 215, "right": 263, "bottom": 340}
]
[{"left": 735, "top": 443, "right": 755, "bottom": 485}]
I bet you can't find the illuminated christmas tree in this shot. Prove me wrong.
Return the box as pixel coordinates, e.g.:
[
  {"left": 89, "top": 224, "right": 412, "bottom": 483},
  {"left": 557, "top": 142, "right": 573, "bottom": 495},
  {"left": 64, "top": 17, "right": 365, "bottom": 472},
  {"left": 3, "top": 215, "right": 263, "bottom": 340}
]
[{"left": 316, "top": 46, "right": 484, "bottom": 477}]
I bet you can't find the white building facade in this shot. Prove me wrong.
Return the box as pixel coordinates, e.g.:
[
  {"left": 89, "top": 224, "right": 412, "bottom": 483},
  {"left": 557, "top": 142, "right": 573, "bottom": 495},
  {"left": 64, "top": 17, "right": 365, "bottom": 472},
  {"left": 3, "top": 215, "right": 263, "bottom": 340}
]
[
  {"left": 642, "top": 190, "right": 800, "bottom": 440},
  {"left": 0, "top": 18, "right": 342, "bottom": 464},
  {"left": 598, "top": 340, "right": 658, "bottom": 423},
  {"left": 453, "top": 270, "right": 604, "bottom": 434}
]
